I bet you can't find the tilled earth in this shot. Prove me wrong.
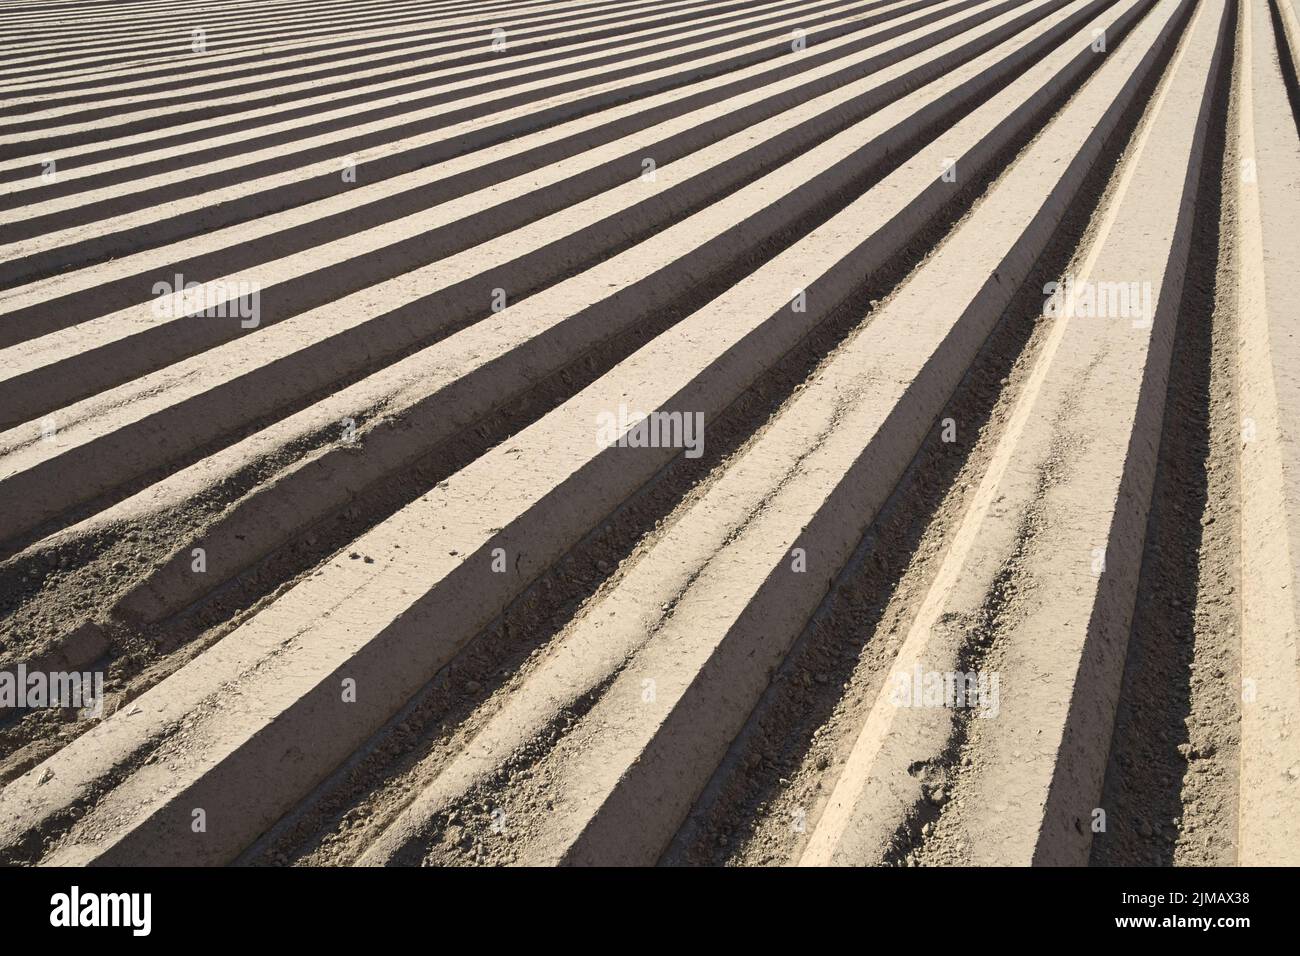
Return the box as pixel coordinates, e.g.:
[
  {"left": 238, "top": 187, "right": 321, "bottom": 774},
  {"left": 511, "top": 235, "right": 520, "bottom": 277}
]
[{"left": 0, "top": 0, "right": 1298, "bottom": 866}]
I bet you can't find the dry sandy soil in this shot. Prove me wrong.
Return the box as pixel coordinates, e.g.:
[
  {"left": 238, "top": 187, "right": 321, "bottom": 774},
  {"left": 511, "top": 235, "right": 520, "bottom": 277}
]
[{"left": 0, "top": 0, "right": 1297, "bottom": 867}]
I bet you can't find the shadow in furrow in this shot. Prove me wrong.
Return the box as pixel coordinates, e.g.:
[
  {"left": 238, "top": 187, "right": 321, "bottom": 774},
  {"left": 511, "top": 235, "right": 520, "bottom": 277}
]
[{"left": 1089, "top": 0, "right": 1237, "bottom": 866}]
